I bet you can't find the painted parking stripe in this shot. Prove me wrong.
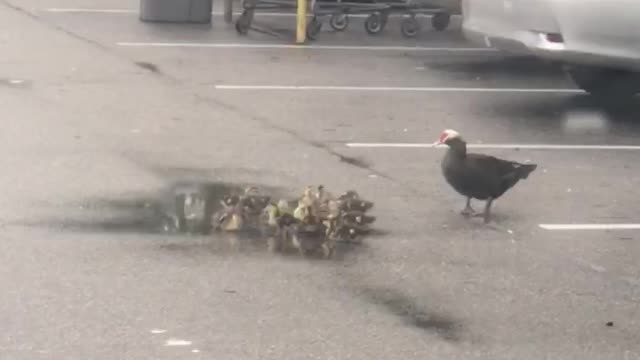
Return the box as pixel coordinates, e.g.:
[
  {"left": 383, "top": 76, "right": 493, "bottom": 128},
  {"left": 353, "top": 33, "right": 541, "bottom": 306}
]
[
  {"left": 46, "top": 8, "right": 135, "bottom": 13},
  {"left": 46, "top": 8, "right": 451, "bottom": 18},
  {"left": 346, "top": 143, "right": 640, "bottom": 150},
  {"left": 117, "top": 42, "right": 493, "bottom": 52},
  {"left": 213, "top": 84, "right": 580, "bottom": 93},
  {"left": 540, "top": 224, "right": 640, "bottom": 230},
  {"left": 165, "top": 339, "right": 193, "bottom": 346}
]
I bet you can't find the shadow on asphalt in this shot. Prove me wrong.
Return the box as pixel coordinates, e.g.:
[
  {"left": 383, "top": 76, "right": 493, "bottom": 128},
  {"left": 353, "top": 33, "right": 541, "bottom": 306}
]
[{"left": 354, "top": 285, "right": 464, "bottom": 342}]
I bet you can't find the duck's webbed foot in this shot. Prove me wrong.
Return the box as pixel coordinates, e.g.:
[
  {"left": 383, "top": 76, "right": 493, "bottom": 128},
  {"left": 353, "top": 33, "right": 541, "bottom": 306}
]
[{"left": 460, "top": 197, "right": 477, "bottom": 217}]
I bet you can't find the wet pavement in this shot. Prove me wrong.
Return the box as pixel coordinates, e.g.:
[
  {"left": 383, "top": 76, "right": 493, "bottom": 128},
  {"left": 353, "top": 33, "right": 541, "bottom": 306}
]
[{"left": 0, "top": 0, "right": 639, "bottom": 359}]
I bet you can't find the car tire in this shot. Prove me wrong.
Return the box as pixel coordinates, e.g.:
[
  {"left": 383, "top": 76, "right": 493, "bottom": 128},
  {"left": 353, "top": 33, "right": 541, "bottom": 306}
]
[{"left": 565, "top": 65, "right": 640, "bottom": 99}]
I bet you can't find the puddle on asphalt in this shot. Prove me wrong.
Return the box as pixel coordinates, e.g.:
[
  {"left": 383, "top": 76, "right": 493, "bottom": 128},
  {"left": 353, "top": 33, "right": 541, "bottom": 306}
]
[
  {"left": 16, "top": 180, "right": 376, "bottom": 259},
  {"left": 22, "top": 181, "right": 262, "bottom": 236}
]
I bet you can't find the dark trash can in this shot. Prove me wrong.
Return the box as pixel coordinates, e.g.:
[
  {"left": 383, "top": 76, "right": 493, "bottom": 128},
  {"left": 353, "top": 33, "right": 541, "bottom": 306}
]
[{"left": 140, "top": 0, "right": 213, "bottom": 23}]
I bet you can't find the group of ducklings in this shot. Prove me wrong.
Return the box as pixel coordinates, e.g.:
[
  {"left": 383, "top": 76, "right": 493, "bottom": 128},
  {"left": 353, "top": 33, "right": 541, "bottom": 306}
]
[{"left": 212, "top": 185, "right": 375, "bottom": 258}]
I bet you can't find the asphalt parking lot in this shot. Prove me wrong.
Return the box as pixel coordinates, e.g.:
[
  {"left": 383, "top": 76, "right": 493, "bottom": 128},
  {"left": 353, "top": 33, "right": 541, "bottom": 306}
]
[{"left": 1, "top": 0, "right": 639, "bottom": 359}]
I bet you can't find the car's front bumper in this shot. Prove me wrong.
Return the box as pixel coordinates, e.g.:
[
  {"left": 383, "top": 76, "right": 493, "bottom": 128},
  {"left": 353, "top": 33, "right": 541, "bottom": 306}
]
[{"left": 461, "top": 0, "right": 640, "bottom": 72}]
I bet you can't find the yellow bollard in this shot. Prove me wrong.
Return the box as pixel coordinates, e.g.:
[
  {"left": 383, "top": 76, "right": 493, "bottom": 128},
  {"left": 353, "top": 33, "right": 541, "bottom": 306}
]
[{"left": 296, "top": 0, "right": 307, "bottom": 43}]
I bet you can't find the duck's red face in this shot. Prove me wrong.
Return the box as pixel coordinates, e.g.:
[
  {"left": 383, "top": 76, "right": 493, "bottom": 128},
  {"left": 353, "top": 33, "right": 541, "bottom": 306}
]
[{"left": 433, "top": 129, "right": 460, "bottom": 145}]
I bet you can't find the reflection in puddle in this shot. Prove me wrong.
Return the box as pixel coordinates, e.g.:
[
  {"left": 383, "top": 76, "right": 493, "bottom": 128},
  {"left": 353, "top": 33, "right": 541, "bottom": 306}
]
[
  {"left": 0, "top": 78, "right": 31, "bottom": 89},
  {"left": 12, "top": 181, "right": 255, "bottom": 236},
  {"left": 484, "top": 95, "right": 640, "bottom": 140}
]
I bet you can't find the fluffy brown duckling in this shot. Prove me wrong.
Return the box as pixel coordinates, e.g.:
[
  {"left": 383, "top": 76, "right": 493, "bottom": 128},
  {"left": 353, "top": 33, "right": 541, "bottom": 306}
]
[{"left": 212, "top": 205, "right": 245, "bottom": 232}]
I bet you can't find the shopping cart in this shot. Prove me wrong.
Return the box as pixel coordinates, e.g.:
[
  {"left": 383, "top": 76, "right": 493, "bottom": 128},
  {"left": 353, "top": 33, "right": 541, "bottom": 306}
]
[
  {"left": 235, "top": 0, "right": 455, "bottom": 39},
  {"left": 235, "top": 0, "right": 389, "bottom": 40},
  {"left": 327, "top": 0, "right": 453, "bottom": 38}
]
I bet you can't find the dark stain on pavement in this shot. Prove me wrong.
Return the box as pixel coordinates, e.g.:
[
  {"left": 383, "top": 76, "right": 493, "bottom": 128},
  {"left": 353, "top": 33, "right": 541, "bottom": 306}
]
[
  {"left": 355, "top": 286, "right": 463, "bottom": 342},
  {"left": 135, "top": 61, "right": 162, "bottom": 74},
  {"left": 336, "top": 154, "right": 371, "bottom": 169},
  {"left": 308, "top": 140, "right": 388, "bottom": 178}
]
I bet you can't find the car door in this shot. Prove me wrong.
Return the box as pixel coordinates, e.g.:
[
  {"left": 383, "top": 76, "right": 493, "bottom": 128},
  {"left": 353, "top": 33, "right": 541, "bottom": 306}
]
[{"left": 553, "top": 0, "right": 640, "bottom": 62}]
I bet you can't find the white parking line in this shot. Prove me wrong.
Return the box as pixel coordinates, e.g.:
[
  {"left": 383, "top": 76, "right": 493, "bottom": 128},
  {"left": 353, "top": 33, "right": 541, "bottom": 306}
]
[
  {"left": 46, "top": 8, "right": 135, "bottom": 13},
  {"left": 213, "top": 84, "right": 580, "bottom": 93},
  {"left": 117, "top": 42, "right": 493, "bottom": 52},
  {"left": 540, "top": 224, "right": 640, "bottom": 230},
  {"left": 165, "top": 339, "right": 193, "bottom": 346},
  {"left": 46, "top": 8, "right": 447, "bottom": 18},
  {"left": 346, "top": 143, "right": 640, "bottom": 150}
]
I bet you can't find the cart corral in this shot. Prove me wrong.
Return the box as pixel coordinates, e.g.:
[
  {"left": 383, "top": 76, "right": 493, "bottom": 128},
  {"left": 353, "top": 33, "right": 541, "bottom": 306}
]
[{"left": 233, "top": 0, "right": 461, "bottom": 41}]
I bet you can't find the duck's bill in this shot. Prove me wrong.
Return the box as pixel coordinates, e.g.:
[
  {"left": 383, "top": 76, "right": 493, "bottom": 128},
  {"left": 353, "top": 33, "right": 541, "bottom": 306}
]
[{"left": 431, "top": 140, "right": 443, "bottom": 147}]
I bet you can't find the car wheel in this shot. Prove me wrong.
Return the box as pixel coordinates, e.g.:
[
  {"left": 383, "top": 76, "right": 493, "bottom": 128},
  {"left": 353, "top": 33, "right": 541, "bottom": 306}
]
[{"left": 565, "top": 65, "right": 640, "bottom": 99}]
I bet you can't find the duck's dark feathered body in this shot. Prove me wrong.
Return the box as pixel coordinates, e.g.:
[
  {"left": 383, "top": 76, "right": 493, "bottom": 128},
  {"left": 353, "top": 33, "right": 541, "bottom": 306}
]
[
  {"left": 442, "top": 145, "right": 536, "bottom": 200},
  {"left": 436, "top": 130, "right": 537, "bottom": 223}
]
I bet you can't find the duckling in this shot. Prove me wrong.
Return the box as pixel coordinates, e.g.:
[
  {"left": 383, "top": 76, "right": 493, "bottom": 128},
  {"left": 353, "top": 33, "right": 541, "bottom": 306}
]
[
  {"left": 229, "top": 187, "right": 269, "bottom": 229},
  {"left": 335, "top": 223, "right": 373, "bottom": 243},
  {"left": 244, "top": 186, "right": 258, "bottom": 194},
  {"left": 299, "top": 186, "right": 318, "bottom": 210},
  {"left": 293, "top": 200, "right": 309, "bottom": 222},
  {"left": 275, "top": 212, "right": 300, "bottom": 251},
  {"left": 262, "top": 203, "right": 279, "bottom": 227},
  {"left": 287, "top": 187, "right": 333, "bottom": 258},
  {"left": 315, "top": 185, "right": 335, "bottom": 204},
  {"left": 332, "top": 225, "right": 360, "bottom": 243},
  {"left": 220, "top": 187, "right": 267, "bottom": 210},
  {"left": 220, "top": 194, "right": 240, "bottom": 209},
  {"left": 341, "top": 211, "right": 376, "bottom": 226},
  {"left": 325, "top": 199, "right": 341, "bottom": 218},
  {"left": 212, "top": 206, "right": 245, "bottom": 232},
  {"left": 325, "top": 207, "right": 375, "bottom": 243},
  {"left": 290, "top": 221, "right": 333, "bottom": 258},
  {"left": 338, "top": 190, "right": 360, "bottom": 201},
  {"left": 316, "top": 185, "right": 345, "bottom": 220},
  {"left": 294, "top": 186, "right": 320, "bottom": 223},
  {"left": 339, "top": 198, "right": 374, "bottom": 212},
  {"left": 276, "top": 199, "right": 294, "bottom": 215},
  {"left": 243, "top": 187, "right": 271, "bottom": 211},
  {"left": 260, "top": 203, "right": 282, "bottom": 252},
  {"left": 212, "top": 188, "right": 257, "bottom": 232},
  {"left": 259, "top": 201, "right": 302, "bottom": 253}
]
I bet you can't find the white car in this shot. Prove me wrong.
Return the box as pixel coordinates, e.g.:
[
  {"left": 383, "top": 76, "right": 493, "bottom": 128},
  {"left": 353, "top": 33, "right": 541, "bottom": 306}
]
[{"left": 461, "top": 0, "right": 640, "bottom": 98}]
